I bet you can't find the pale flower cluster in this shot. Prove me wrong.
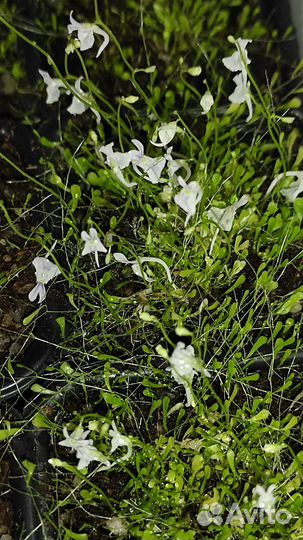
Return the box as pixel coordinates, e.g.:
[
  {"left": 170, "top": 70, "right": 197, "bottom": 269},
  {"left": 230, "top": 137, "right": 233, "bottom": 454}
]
[
  {"left": 39, "top": 12, "right": 109, "bottom": 121},
  {"left": 50, "top": 421, "right": 132, "bottom": 471},
  {"left": 99, "top": 129, "right": 202, "bottom": 226},
  {"left": 222, "top": 37, "right": 253, "bottom": 121},
  {"left": 57, "top": 426, "right": 111, "bottom": 470}
]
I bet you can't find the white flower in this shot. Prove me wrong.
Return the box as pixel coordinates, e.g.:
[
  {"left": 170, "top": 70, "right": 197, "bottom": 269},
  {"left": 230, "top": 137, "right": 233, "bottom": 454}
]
[
  {"left": 99, "top": 142, "right": 139, "bottom": 188},
  {"left": 109, "top": 421, "right": 132, "bottom": 461},
  {"left": 131, "top": 140, "right": 166, "bottom": 184},
  {"left": 99, "top": 139, "right": 168, "bottom": 186},
  {"left": 38, "top": 70, "right": 66, "bottom": 104},
  {"left": 76, "top": 444, "right": 110, "bottom": 470},
  {"left": 222, "top": 38, "right": 253, "bottom": 122},
  {"left": 67, "top": 77, "right": 100, "bottom": 123},
  {"left": 165, "top": 147, "right": 191, "bottom": 184},
  {"left": 28, "top": 257, "right": 61, "bottom": 303},
  {"left": 151, "top": 121, "right": 178, "bottom": 147},
  {"left": 59, "top": 425, "right": 91, "bottom": 451},
  {"left": 200, "top": 90, "right": 214, "bottom": 114},
  {"left": 265, "top": 170, "right": 303, "bottom": 201},
  {"left": 106, "top": 517, "right": 129, "bottom": 538},
  {"left": 67, "top": 11, "right": 109, "bottom": 58},
  {"left": 81, "top": 227, "right": 107, "bottom": 267},
  {"left": 281, "top": 180, "right": 303, "bottom": 202},
  {"left": 168, "top": 342, "right": 210, "bottom": 407},
  {"left": 58, "top": 425, "right": 111, "bottom": 471},
  {"left": 113, "top": 252, "right": 172, "bottom": 283},
  {"left": 228, "top": 73, "right": 253, "bottom": 122},
  {"left": 174, "top": 180, "right": 202, "bottom": 226},
  {"left": 252, "top": 484, "right": 276, "bottom": 517},
  {"left": 222, "top": 38, "right": 252, "bottom": 81},
  {"left": 207, "top": 195, "right": 249, "bottom": 232}
]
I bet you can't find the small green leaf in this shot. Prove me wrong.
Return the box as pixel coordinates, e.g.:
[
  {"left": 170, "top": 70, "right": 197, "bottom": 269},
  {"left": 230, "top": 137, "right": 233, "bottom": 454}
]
[
  {"left": 227, "top": 449, "right": 237, "bottom": 476},
  {"left": 23, "top": 307, "right": 43, "bottom": 326},
  {"left": 22, "top": 459, "right": 36, "bottom": 485},
  {"left": 277, "top": 290, "right": 303, "bottom": 315},
  {"left": 56, "top": 316, "right": 66, "bottom": 338},
  {"left": 249, "top": 409, "right": 270, "bottom": 422},
  {"left": 31, "top": 384, "right": 56, "bottom": 395},
  {"left": 0, "top": 428, "right": 19, "bottom": 441},
  {"left": 176, "top": 530, "right": 196, "bottom": 540},
  {"left": 32, "top": 412, "right": 53, "bottom": 429},
  {"left": 63, "top": 527, "right": 88, "bottom": 540}
]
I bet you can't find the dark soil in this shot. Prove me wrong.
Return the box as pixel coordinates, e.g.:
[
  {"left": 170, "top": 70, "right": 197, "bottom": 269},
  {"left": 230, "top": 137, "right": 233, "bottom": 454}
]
[
  {"left": 0, "top": 180, "right": 40, "bottom": 361},
  {"left": 0, "top": 460, "right": 13, "bottom": 539}
]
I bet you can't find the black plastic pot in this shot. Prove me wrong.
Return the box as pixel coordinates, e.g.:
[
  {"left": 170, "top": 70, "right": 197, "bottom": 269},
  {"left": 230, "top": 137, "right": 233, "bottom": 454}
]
[
  {"left": 0, "top": 286, "right": 62, "bottom": 401},
  {"left": 9, "top": 422, "right": 50, "bottom": 540}
]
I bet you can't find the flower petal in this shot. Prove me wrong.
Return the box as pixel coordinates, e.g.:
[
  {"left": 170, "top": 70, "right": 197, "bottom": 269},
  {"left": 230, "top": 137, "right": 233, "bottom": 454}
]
[{"left": 77, "top": 28, "right": 95, "bottom": 51}]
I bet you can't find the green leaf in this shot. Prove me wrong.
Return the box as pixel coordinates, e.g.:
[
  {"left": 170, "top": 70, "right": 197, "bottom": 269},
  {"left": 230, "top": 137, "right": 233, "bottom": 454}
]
[
  {"left": 31, "top": 384, "right": 56, "bottom": 395},
  {"left": 22, "top": 459, "right": 36, "bottom": 485},
  {"left": 176, "top": 531, "right": 196, "bottom": 540},
  {"left": 102, "top": 392, "right": 125, "bottom": 408},
  {"left": 56, "top": 316, "right": 66, "bottom": 338},
  {"left": 0, "top": 428, "right": 19, "bottom": 441},
  {"left": 277, "top": 290, "right": 303, "bottom": 315},
  {"left": 63, "top": 528, "right": 88, "bottom": 540},
  {"left": 246, "top": 336, "right": 268, "bottom": 358},
  {"left": 23, "top": 307, "right": 43, "bottom": 326},
  {"left": 249, "top": 409, "right": 270, "bottom": 423},
  {"left": 32, "top": 412, "right": 53, "bottom": 429},
  {"left": 227, "top": 448, "right": 237, "bottom": 476}
]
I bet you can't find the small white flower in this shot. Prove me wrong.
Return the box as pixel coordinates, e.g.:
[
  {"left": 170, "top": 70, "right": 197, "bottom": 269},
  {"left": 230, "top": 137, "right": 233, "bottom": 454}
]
[
  {"left": 109, "top": 421, "right": 132, "bottom": 461},
  {"left": 58, "top": 425, "right": 110, "bottom": 470},
  {"left": 28, "top": 257, "right": 61, "bottom": 303},
  {"left": 99, "top": 142, "right": 139, "bottom": 188},
  {"left": 106, "top": 517, "right": 129, "bottom": 538},
  {"left": 59, "top": 425, "right": 91, "bottom": 451},
  {"left": 228, "top": 73, "right": 253, "bottom": 122},
  {"left": 67, "top": 77, "right": 100, "bottom": 123},
  {"left": 38, "top": 70, "right": 66, "bottom": 104},
  {"left": 76, "top": 444, "right": 110, "bottom": 470},
  {"left": 151, "top": 121, "right": 178, "bottom": 147},
  {"left": 222, "top": 38, "right": 252, "bottom": 80},
  {"left": 174, "top": 180, "right": 202, "bottom": 226},
  {"left": 168, "top": 342, "right": 210, "bottom": 407},
  {"left": 81, "top": 227, "right": 107, "bottom": 267},
  {"left": 265, "top": 170, "right": 303, "bottom": 201},
  {"left": 113, "top": 252, "right": 172, "bottom": 283},
  {"left": 99, "top": 139, "right": 168, "bottom": 186},
  {"left": 207, "top": 195, "right": 249, "bottom": 232},
  {"left": 68, "top": 11, "right": 110, "bottom": 58},
  {"left": 252, "top": 484, "right": 276, "bottom": 517},
  {"left": 200, "top": 90, "right": 214, "bottom": 114},
  {"left": 165, "top": 147, "right": 191, "bottom": 184},
  {"left": 131, "top": 139, "right": 166, "bottom": 184}
]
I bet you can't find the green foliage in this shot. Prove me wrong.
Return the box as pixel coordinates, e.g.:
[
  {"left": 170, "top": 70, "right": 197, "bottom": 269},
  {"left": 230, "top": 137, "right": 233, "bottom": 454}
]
[{"left": 0, "top": 0, "right": 303, "bottom": 538}]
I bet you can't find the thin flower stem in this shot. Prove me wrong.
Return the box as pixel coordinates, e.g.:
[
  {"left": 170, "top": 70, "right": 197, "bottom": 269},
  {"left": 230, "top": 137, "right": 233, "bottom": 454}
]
[{"left": 94, "top": 0, "right": 100, "bottom": 22}]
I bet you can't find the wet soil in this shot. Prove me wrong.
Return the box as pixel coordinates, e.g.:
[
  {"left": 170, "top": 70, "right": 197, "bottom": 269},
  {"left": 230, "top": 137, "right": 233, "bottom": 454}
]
[{"left": 0, "top": 461, "right": 13, "bottom": 539}]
